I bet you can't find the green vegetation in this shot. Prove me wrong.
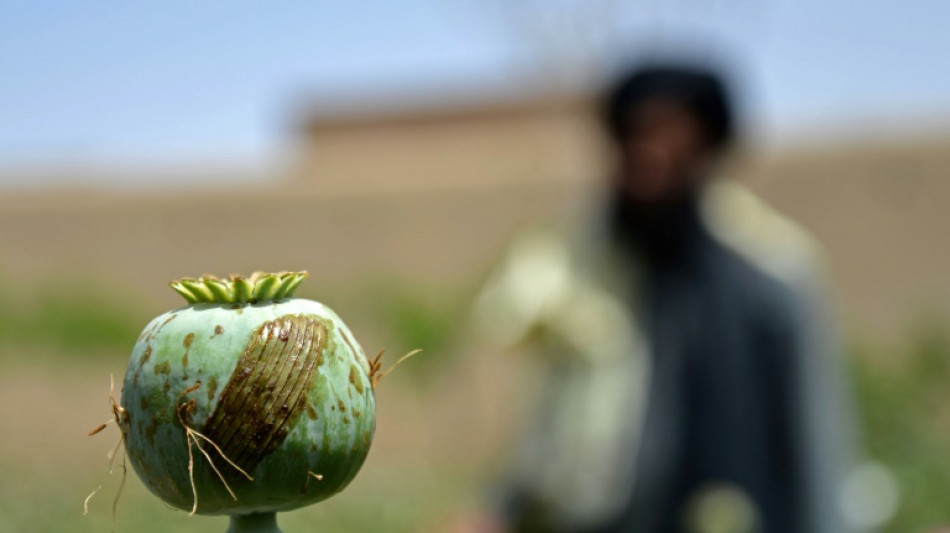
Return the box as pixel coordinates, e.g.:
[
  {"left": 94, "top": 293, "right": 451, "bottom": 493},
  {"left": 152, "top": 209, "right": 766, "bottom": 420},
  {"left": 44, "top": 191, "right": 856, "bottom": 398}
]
[
  {"left": 367, "top": 279, "right": 471, "bottom": 381},
  {"left": 852, "top": 322, "right": 950, "bottom": 533},
  {"left": 0, "top": 279, "right": 147, "bottom": 356},
  {"left": 309, "top": 276, "right": 473, "bottom": 385},
  {"left": 0, "top": 456, "right": 467, "bottom": 533}
]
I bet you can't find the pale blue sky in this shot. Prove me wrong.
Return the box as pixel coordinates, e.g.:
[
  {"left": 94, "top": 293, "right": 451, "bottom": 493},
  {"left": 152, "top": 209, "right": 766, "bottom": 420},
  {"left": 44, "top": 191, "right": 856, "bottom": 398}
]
[{"left": 2, "top": 0, "right": 950, "bottom": 179}]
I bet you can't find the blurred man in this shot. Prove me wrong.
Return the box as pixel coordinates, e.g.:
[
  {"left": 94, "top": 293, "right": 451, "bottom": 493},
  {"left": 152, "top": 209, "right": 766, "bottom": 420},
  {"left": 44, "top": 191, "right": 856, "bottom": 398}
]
[{"left": 468, "top": 61, "right": 860, "bottom": 533}]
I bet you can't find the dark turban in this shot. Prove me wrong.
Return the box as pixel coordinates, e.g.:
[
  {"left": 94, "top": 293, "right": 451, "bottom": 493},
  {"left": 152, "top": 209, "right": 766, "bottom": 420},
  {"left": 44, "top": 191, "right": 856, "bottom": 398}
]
[{"left": 603, "top": 63, "right": 735, "bottom": 150}]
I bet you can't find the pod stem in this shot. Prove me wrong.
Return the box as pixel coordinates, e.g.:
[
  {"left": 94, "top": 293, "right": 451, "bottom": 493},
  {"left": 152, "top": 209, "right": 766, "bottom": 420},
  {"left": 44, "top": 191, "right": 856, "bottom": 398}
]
[{"left": 226, "top": 512, "right": 282, "bottom": 533}]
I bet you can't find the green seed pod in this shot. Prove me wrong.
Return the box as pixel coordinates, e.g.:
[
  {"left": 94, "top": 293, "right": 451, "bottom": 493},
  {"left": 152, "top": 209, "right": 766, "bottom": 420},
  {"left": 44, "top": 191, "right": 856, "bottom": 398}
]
[{"left": 118, "top": 272, "right": 375, "bottom": 530}]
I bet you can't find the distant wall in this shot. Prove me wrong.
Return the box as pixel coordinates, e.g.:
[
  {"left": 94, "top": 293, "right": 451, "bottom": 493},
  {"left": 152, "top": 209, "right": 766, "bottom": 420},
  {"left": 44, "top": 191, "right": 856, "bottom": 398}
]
[
  {"left": 0, "top": 182, "right": 574, "bottom": 308},
  {"left": 295, "top": 97, "right": 607, "bottom": 191}
]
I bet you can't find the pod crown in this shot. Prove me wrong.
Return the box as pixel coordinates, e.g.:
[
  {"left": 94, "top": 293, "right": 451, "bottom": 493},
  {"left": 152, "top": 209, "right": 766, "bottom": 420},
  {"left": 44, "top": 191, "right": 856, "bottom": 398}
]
[{"left": 169, "top": 271, "right": 309, "bottom": 304}]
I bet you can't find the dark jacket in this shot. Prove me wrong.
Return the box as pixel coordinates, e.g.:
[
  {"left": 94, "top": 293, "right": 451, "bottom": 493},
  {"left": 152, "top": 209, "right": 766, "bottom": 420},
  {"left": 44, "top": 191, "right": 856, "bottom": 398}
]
[{"left": 472, "top": 181, "right": 859, "bottom": 533}]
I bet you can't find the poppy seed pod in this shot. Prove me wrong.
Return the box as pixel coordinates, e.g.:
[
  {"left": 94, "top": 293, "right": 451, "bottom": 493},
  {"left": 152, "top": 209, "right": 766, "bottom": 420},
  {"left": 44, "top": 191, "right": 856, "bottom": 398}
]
[{"left": 117, "top": 272, "right": 376, "bottom": 532}]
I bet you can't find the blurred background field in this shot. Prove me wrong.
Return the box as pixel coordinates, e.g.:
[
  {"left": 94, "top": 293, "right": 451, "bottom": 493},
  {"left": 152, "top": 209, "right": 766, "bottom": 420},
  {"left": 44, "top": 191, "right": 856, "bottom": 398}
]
[
  {"left": 4, "top": 257, "right": 950, "bottom": 533},
  {"left": 4, "top": 159, "right": 950, "bottom": 532},
  {"left": 5, "top": 1, "right": 950, "bottom": 532}
]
